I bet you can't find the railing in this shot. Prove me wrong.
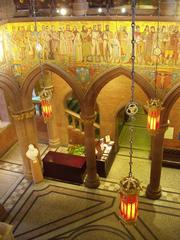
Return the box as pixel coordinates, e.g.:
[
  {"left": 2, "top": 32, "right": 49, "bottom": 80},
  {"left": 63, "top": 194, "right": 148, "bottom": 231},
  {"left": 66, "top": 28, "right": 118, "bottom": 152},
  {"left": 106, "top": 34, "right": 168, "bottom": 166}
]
[{"left": 65, "top": 109, "right": 100, "bottom": 135}]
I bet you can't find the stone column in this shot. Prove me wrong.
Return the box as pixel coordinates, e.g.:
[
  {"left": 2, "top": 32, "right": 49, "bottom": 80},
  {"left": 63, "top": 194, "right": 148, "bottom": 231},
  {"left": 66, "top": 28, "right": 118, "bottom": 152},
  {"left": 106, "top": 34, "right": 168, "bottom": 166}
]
[
  {"left": 42, "top": 72, "right": 60, "bottom": 148},
  {"left": 82, "top": 114, "right": 100, "bottom": 188},
  {"left": 11, "top": 107, "right": 40, "bottom": 180},
  {"left": 146, "top": 125, "right": 167, "bottom": 199},
  {"left": 46, "top": 90, "right": 60, "bottom": 148}
]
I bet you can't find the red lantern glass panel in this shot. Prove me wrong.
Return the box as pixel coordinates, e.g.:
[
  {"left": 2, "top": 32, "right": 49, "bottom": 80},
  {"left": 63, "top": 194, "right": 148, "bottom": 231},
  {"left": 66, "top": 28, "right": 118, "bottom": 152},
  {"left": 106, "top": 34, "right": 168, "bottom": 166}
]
[
  {"left": 119, "top": 193, "right": 138, "bottom": 223},
  {"left": 41, "top": 99, "right": 52, "bottom": 121},
  {"left": 147, "top": 107, "right": 161, "bottom": 131}
]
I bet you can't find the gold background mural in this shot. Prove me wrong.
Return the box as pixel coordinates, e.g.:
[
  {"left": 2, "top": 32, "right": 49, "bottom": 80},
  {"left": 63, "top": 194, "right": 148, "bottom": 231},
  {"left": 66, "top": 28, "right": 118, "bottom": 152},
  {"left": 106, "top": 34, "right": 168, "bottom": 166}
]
[{"left": 0, "top": 20, "right": 180, "bottom": 91}]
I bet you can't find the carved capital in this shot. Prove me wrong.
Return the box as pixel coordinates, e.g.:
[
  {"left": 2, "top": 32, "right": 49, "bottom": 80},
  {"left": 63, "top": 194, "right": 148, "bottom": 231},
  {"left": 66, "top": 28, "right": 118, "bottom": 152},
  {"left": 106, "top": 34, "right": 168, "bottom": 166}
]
[
  {"left": 81, "top": 113, "right": 95, "bottom": 124},
  {"left": 10, "top": 107, "right": 35, "bottom": 121},
  {"left": 157, "top": 123, "right": 169, "bottom": 134}
]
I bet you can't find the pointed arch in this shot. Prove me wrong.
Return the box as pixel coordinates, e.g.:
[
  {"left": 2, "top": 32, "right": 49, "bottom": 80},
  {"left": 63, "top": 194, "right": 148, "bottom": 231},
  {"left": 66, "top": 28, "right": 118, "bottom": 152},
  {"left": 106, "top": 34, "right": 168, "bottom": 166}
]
[
  {"left": 83, "top": 66, "right": 155, "bottom": 113},
  {"left": 21, "top": 63, "right": 84, "bottom": 108},
  {"left": 0, "top": 72, "right": 21, "bottom": 111}
]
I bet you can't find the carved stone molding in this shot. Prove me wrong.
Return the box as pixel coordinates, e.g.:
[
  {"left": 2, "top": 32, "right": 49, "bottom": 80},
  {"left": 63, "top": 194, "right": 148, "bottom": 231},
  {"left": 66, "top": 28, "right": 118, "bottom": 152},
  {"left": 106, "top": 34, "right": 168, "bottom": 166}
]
[{"left": 10, "top": 107, "right": 35, "bottom": 121}]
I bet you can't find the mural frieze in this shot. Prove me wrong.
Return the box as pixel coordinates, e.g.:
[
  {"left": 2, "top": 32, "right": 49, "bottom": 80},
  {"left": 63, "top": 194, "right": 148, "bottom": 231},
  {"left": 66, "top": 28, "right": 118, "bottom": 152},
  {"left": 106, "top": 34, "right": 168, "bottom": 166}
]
[{"left": 0, "top": 20, "right": 179, "bottom": 94}]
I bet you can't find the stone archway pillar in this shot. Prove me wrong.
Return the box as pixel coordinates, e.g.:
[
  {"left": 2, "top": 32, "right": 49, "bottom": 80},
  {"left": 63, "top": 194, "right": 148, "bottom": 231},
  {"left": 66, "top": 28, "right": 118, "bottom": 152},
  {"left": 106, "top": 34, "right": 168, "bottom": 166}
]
[
  {"left": 46, "top": 98, "right": 61, "bottom": 148},
  {"left": 146, "top": 124, "right": 168, "bottom": 199},
  {"left": 42, "top": 73, "right": 60, "bottom": 148},
  {"left": 81, "top": 113, "right": 100, "bottom": 188},
  {"left": 11, "top": 107, "right": 40, "bottom": 180}
]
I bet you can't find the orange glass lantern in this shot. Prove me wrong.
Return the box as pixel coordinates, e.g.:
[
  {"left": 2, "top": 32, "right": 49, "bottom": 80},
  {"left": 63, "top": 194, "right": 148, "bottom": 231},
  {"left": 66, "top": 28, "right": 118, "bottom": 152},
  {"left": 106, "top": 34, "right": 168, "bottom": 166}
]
[
  {"left": 146, "top": 99, "right": 162, "bottom": 134},
  {"left": 41, "top": 98, "right": 52, "bottom": 121},
  {"left": 40, "top": 88, "right": 53, "bottom": 123},
  {"left": 119, "top": 176, "right": 141, "bottom": 223}
]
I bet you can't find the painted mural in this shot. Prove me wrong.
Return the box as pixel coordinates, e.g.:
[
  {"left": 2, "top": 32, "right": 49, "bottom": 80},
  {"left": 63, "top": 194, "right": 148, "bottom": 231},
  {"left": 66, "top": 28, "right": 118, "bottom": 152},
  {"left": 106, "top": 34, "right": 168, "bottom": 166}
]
[{"left": 0, "top": 20, "right": 180, "bottom": 92}]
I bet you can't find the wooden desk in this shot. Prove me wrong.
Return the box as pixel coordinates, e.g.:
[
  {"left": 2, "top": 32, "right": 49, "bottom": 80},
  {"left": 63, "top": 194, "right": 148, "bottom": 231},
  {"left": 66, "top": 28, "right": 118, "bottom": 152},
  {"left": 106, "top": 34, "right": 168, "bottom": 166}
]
[{"left": 42, "top": 151, "right": 86, "bottom": 184}]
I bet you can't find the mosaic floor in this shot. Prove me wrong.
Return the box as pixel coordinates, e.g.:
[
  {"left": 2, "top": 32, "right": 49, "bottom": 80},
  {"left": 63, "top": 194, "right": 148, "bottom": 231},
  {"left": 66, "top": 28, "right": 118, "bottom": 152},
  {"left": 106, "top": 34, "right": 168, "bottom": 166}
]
[{"left": 0, "top": 143, "right": 180, "bottom": 240}]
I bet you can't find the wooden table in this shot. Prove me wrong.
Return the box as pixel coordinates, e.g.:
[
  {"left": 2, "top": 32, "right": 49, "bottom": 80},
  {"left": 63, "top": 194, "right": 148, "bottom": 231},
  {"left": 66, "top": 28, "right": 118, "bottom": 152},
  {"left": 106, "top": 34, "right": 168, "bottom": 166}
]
[{"left": 42, "top": 151, "right": 86, "bottom": 184}]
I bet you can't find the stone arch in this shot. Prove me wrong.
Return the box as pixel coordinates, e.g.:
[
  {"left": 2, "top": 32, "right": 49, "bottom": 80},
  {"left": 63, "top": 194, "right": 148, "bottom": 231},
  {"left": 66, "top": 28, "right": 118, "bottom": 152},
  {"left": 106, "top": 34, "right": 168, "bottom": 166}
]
[
  {"left": 83, "top": 66, "right": 155, "bottom": 114},
  {"left": 21, "top": 63, "right": 84, "bottom": 109},
  {"left": 0, "top": 72, "right": 21, "bottom": 111},
  {"left": 161, "top": 82, "right": 180, "bottom": 124}
]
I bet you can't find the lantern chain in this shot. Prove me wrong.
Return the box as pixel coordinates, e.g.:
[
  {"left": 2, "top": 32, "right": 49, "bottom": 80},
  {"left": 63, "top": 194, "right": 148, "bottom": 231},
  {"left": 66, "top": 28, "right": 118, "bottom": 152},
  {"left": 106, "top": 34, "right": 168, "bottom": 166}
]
[
  {"left": 128, "top": 0, "right": 136, "bottom": 178},
  {"left": 131, "top": 0, "right": 136, "bottom": 103},
  {"left": 128, "top": 127, "right": 134, "bottom": 177},
  {"left": 32, "top": 0, "right": 45, "bottom": 89},
  {"left": 154, "top": 0, "right": 161, "bottom": 98}
]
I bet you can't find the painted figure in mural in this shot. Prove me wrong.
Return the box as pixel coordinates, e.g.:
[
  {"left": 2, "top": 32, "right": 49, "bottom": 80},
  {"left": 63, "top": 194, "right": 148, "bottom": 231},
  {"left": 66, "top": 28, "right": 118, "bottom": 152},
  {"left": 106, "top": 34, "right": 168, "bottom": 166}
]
[
  {"left": 73, "top": 26, "right": 83, "bottom": 62},
  {"left": 111, "top": 32, "right": 121, "bottom": 63},
  {"left": 103, "top": 24, "right": 112, "bottom": 62},
  {"left": 135, "top": 25, "right": 143, "bottom": 64},
  {"left": 50, "top": 25, "right": 59, "bottom": 59},
  {"left": 64, "top": 25, "right": 74, "bottom": 62},
  {"left": 165, "top": 25, "right": 177, "bottom": 65},
  {"left": 39, "top": 25, "right": 50, "bottom": 60},
  {"left": 142, "top": 25, "right": 150, "bottom": 64},
  {"left": 11, "top": 26, "right": 20, "bottom": 62},
  {"left": 81, "top": 25, "right": 90, "bottom": 62},
  {"left": 97, "top": 24, "right": 104, "bottom": 62},
  {"left": 91, "top": 25, "right": 100, "bottom": 62},
  {"left": 25, "top": 25, "right": 35, "bottom": 59},
  {"left": 2, "top": 26, "right": 12, "bottom": 62},
  {"left": 170, "top": 26, "right": 179, "bottom": 65},
  {"left": 175, "top": 26, "right": 180, "bottom": 65},
  {"left": 117, "top": 26, "right": 129, "bottom": 63},
  {"left": 159, "top": 25, "right": 168, "bottom": 64},
  {"left": 58, "top": 27, "right": 67, "bottom": 59},
  {"left": 143, "top": 25, "right": 156, "bottom": 65},
  {"left": 18, "top": 26, "right": 27, "bottom": 61}
]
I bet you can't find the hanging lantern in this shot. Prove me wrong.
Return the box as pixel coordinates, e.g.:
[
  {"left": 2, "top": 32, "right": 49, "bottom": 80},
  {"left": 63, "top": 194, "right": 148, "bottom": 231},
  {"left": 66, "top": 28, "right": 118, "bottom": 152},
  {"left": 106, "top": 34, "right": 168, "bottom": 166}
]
[
  {"left": 40, "top": 88, "right": 53, "bottom": 123},
  {"left": 119, "top": 176, "right": 141, "bottom": 223},
  {"left": 146, "top": 99, "right": 162, "bottom": 134}
]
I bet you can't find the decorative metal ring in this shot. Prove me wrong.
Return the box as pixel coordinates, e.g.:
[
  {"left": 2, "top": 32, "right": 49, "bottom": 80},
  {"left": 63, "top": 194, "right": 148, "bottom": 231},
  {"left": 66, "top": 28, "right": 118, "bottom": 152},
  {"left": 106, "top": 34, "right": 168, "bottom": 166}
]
[
  {"left": 125, "top": 102, "right": 138, "bottom": 116},
  {"left": 153, "top": 47, "right": 161, "bottom": 57}
]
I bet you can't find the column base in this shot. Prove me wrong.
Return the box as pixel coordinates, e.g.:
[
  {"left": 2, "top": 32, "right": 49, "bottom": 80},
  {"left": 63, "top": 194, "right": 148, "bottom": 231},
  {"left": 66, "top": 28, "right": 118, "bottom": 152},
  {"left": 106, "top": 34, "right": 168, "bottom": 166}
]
[
  {"left": 49, "top": 138, "right": 61, "bottom": 148},
  {"left": 24, "top": 172, "right": 33, "bottom": 181},
  {"left": 0, "top": 204, "right": 7, "bottom": 221},
  {"left": 84, "top": 173, "right": 100, "bottom": 188},
  {"left": 146, "top": 184, "right": 162, "bottom": 200}
]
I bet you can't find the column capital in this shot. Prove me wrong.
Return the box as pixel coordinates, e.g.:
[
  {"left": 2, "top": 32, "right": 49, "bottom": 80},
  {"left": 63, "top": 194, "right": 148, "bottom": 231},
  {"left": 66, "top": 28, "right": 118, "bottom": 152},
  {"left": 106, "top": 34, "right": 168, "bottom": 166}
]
[
  {"left": 154, "top": 123, "right": 169, "bottom": 135},
  {"left": 80, "top": 113, "right": 95, "bottom": 123},
  {"left": 10, "top": 106, "right": 35, "bottom": 121}
]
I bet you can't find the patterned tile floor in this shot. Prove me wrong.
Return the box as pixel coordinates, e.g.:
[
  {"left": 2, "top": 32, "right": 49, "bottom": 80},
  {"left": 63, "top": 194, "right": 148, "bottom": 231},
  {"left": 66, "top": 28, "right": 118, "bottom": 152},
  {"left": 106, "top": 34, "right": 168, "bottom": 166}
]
[{"left": 0, "top": 143, "right": 180, "bottom": 239}]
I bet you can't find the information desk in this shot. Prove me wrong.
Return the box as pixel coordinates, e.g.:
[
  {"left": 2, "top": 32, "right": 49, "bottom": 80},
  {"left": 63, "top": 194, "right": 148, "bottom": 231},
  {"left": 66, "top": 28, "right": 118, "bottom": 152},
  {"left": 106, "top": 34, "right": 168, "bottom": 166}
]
[
  {"left": 96, "top": 142, "right": 115, "bottom": 178},
  {"left": 42, "top": 151, "right": 86, "bottom": 184}
]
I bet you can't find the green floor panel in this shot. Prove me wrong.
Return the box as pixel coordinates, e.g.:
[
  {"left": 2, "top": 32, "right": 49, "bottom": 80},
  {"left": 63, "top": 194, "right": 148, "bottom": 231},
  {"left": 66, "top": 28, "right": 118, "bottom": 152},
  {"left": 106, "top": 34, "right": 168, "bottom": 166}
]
[{"left": 118, "top": 107, "right": 151, "bottom": 154}]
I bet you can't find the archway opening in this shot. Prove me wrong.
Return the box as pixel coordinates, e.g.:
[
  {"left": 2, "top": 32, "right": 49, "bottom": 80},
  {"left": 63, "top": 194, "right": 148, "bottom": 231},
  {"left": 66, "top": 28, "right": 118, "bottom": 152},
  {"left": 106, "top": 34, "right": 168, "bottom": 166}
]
[
  {"left": 65, "top": 93, "right": 100, "bottom": 145},
  {"left": 118, "top": 105, "right": 151, "bottom": 159},
  {"left": 96, "top": 74, "right": 151, "bottom": 183},
  {"left": 32, "top": 77, "right": 48, "bottom": 144}
]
